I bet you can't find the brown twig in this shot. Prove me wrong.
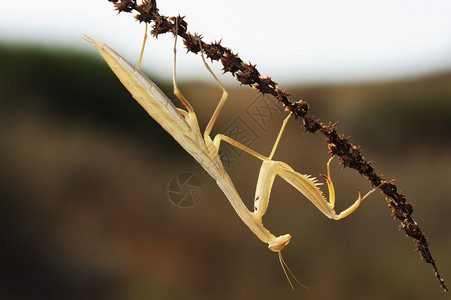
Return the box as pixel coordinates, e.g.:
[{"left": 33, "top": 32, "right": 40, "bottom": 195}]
[{"left": 106, "top": 0, "right": 447, "bottom": 291}]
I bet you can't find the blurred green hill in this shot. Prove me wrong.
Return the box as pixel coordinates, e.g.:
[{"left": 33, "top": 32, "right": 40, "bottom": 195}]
[{"left": 1, "top": 44, "right": 450, "bottom": 300}]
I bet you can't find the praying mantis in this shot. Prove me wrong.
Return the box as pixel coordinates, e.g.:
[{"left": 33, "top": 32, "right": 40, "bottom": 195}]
[{"left": 84, "top": 28, "right": 376, "bottom": 289}]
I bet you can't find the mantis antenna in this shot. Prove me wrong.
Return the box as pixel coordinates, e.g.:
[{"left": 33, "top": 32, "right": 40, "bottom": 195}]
[{"left": 84, "top": 21, "right": 377, "bottom": 289}]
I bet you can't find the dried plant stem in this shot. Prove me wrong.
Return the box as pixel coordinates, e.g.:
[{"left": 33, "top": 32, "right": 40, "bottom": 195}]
[{"left": 106, "top": 0, "right": 446, "bottom": 291}]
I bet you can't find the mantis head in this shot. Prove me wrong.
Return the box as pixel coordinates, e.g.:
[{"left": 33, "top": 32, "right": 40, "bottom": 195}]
[{"left": 268, "top": 233, "right": 291, "bottom": 252}]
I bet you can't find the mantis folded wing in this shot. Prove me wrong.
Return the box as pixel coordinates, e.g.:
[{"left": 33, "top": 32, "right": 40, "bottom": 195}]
[{"left": 84, "top": 34, "right": 376, "bottom": 289}]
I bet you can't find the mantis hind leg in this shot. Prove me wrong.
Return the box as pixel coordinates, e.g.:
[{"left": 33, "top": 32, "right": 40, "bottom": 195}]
[
  {"left": 198, "top": 41, "right": 229, "bottom": 137},
  {"left": 137, "top": 22, "right": 148, "bottom": 70},
  {"left": 172, "top": 17, "right": 194, "bottom": 114},
  {"left": 138, "top": 20, "right": 193, "bottom": 115}
]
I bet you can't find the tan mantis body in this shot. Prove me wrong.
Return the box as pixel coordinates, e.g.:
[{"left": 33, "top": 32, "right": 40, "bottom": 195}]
[{"left": 84, "top": 33, "right": 375, "bottom": 288}]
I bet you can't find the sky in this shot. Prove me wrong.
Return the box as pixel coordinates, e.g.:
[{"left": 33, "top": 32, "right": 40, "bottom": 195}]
[{"left": 1, "top": 0, "right": 451, "bottom": 84}]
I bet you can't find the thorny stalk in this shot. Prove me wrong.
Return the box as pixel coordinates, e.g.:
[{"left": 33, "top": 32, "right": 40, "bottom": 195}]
[{"left": 106, "top": 0, "right": 447, "bottom": 291}]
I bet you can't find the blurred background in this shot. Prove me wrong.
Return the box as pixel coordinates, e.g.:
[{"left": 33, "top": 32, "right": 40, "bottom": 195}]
[{"left": 1, "top": 1, "right": 450, "bottom": 299}]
